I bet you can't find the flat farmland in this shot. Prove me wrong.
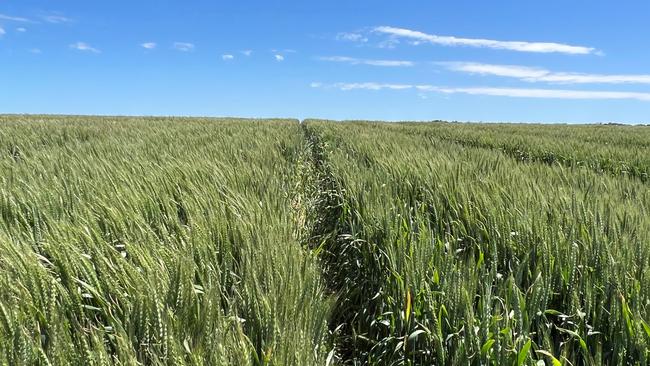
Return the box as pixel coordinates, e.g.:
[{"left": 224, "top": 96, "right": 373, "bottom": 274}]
[{"left": 0, "top": 116, "right": 648, "bottom": 365}]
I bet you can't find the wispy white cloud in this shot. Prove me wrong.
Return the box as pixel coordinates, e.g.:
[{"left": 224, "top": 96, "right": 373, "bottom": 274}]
[
  {"left": 336, "top": 32, "right": 368, "bottom": 43},
  {"left": 241, "top": 50, "right": 252, "bottom": 56},
  {"left": 319, "top": 56, "right": 414, "bottom": 67},
  {"left": 312, "top": 82, "right": 650, "bottom": 101},
  {"left": 442, "top": 62, "right": 650, "bottom": 84},
  {"left": 43, "top": 14, "right": 72, "bottom": 24},
  {"left": 431, "top": 86, "right": 650, "bottom": 101},
  {"left": 141, "top": 42, "right": 156, "bottom": 49},
  {"left": 274, "top": 54, "right": 285, "bottom": 61},
  {"left": 16, "top": 27, "right": 27, "bottom": 32},
  {"left": 69, "top": 42, "right": 100, "bottom": 53},
  {"left": 222, "top": 54, "right": 234, "bottom": 60},
  {"left": 271, "top": 48, "right": 296, "bottom": 54},
  {"left": 0, "top": 14, "right": 31, "bottom": 22},
  {"left": 0, "top": 27, "right": 5, "bottom": 37},
  {"left": 173, "top": 42, "right": 194, "bottom": 52},
  {"left": 30, "top": 48, "right": 42, "bottom": 54},
  {"left": 374, "top": 26, "right": 597, "bottom": 55},
  {"left": 312, "top": 82, "right": 414, "bottom": 91}
]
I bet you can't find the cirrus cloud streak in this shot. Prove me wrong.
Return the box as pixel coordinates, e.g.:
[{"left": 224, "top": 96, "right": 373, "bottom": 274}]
[
  {"left": 439, "top": 62, "right": 650, "bottom": 84},
  {"left": 0, "top": 14, "right": 31, "bottom": 22},
  {"left": 374, "top": 26, "right": 597, "bottom": 55},
  {"left": 319, "top": 56, "right": 414, "bottom": 67},
  {"left": 312, "top": 82, "right": 650, "bottom": 101},
  {"left": 442, "top": 62, "right": 650, "bottom": 84}
]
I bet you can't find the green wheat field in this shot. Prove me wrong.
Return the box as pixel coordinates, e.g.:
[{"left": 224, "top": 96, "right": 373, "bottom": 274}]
[{"left": 0, "top": 115, "right": 648, "bottom": 365}]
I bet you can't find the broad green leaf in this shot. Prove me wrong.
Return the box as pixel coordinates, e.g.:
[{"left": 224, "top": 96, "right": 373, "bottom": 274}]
[
  {"left": 536, "top": 350, "right": 562, "bottom": 366},
  {"left": 481, "top": 339, "right": 495, "bottom": 357},
  {"left": 408, "top": 329, "right": 427, "bottom": 342},
  {"left": 518, "top": 339, "right": 532, "bottom": 366}
]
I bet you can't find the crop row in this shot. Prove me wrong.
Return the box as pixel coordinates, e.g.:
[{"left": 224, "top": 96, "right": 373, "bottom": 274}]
[
  {"left": 304, "top": 120, "right": 650, "bottom": 365},
  {"left": 1, "top": 116, "right": 648, "bottom": 365},
  {"left": 0, "top": 116, "right": 331, "bottom": 365},
  {"left": 384, "top": 121, "right": 649, "bottom": 182}
]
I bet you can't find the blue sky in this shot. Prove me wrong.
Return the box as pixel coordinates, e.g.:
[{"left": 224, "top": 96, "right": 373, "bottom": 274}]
[{"left": 2, "top": 0, "right": 650, "bottom": 123}]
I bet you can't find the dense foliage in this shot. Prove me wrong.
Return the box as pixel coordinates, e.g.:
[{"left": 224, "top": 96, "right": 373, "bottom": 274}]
[
  {"left": 305, "top": 120, "right": 649, "bottom": 365},
  {"left": 0, "top": 116, "right": 331, "bottom": 365},
  {"left": 0, "top": 115, "right": 648, "bottom": 365}
]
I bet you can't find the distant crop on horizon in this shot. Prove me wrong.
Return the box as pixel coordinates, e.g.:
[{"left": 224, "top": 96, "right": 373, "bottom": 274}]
[{"left": 0, "top": 115, "right": 648, "bottom": 365}]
